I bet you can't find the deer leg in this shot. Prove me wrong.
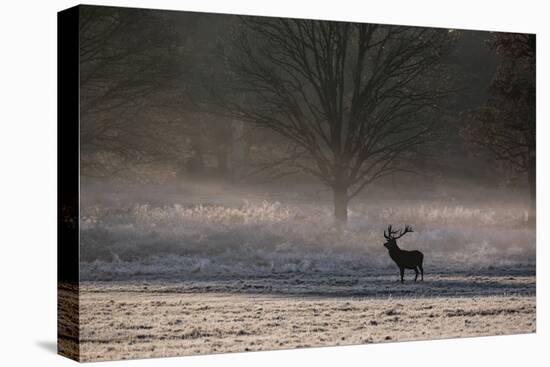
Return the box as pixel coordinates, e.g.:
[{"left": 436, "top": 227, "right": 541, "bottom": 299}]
[
  {"left": 414, "top": 267, "right": 419, "bottom": 282},
  {"left": 419, "top": 265, "right": 424, "bottom": 281},
  {"left": 399, "top": 267, "right": 404, "bottom": 283}
]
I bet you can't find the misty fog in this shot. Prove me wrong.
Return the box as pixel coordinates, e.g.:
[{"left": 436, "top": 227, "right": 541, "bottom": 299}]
[{"left": 79, "top": 176, "right": 534, "bottom": 281}]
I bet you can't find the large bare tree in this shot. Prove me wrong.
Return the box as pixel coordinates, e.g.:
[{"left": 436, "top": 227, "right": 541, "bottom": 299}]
[{"left": 221, "top": 18, "right": 455, "bottom": 223}]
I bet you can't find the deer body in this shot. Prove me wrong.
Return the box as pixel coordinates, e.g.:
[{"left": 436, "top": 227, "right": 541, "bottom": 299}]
[{"left": 383, "top": 225, "right": 424, "bottom": 283}]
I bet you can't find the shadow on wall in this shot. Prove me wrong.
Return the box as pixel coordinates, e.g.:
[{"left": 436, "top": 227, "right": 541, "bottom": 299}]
[{"left": 35, "top": 340, "right": 57, "bottom": 354}]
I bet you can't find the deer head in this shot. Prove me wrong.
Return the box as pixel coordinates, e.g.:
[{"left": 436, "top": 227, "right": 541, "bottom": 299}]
[{"left": 383, "top": 225, "right": 413, "bottom": 250}]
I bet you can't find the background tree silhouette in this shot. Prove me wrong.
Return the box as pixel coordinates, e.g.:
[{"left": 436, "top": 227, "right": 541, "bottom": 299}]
[
  {"left": 79, "top": 6, "right": 192, "bottom": 176},
  {"left": 463, "top": 33, "right": 535, "bottom": 222}
]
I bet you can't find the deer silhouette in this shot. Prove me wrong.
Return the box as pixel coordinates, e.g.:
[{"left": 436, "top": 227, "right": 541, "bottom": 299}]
[{"left": 383, "top": 225, "right": 423, "bottom": 283}]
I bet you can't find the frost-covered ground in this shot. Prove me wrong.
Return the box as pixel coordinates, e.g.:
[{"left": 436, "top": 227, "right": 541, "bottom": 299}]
[
  {"left": 74, "top": 271, "right": 535, "bottom": 361},
  {"left": 74, "top": 183, "right": 535, "bottom": 361}
]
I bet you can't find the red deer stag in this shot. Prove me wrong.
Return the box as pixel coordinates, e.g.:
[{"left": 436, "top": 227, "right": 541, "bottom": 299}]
[{"left": 383, "top": 225, "right": 423, "bottom": 283}]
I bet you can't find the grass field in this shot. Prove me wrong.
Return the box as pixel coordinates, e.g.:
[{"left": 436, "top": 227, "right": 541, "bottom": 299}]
[
  {"left": 63, "top": 269, "right": 536, "bottom": 362},
  {"left": 66, "top": 191, "right": 536, "bottom": 361}
]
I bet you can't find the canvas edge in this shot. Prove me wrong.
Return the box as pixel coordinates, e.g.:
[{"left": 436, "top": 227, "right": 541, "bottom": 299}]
[{"left": 57, "top": 4, "right": 81, "bottom": 362}]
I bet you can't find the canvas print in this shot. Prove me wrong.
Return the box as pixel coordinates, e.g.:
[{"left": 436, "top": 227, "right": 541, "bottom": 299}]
[{"left": 58, "top": 5, "right": 536, "bottom": 362}]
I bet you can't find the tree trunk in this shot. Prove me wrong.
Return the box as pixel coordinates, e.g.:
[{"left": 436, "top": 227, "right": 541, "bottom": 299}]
[{"left": 333, "top": 184, "right": 349, "bottom": 225}]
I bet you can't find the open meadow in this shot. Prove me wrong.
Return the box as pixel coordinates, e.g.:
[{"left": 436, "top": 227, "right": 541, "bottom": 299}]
[{"left": 63, "top": 188, "right": 536, "bottom": 361}]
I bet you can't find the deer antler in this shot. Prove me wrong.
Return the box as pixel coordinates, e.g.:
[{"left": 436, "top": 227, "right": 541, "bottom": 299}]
[
  {"left": 394, "top": 225, "right": 414, "bottom": 239},
  {"left": 384, "top": 225, "right": 399, "bottom": 240},
  {"left": 384, "top": 225, "right": 413, "bottom": 240}
]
